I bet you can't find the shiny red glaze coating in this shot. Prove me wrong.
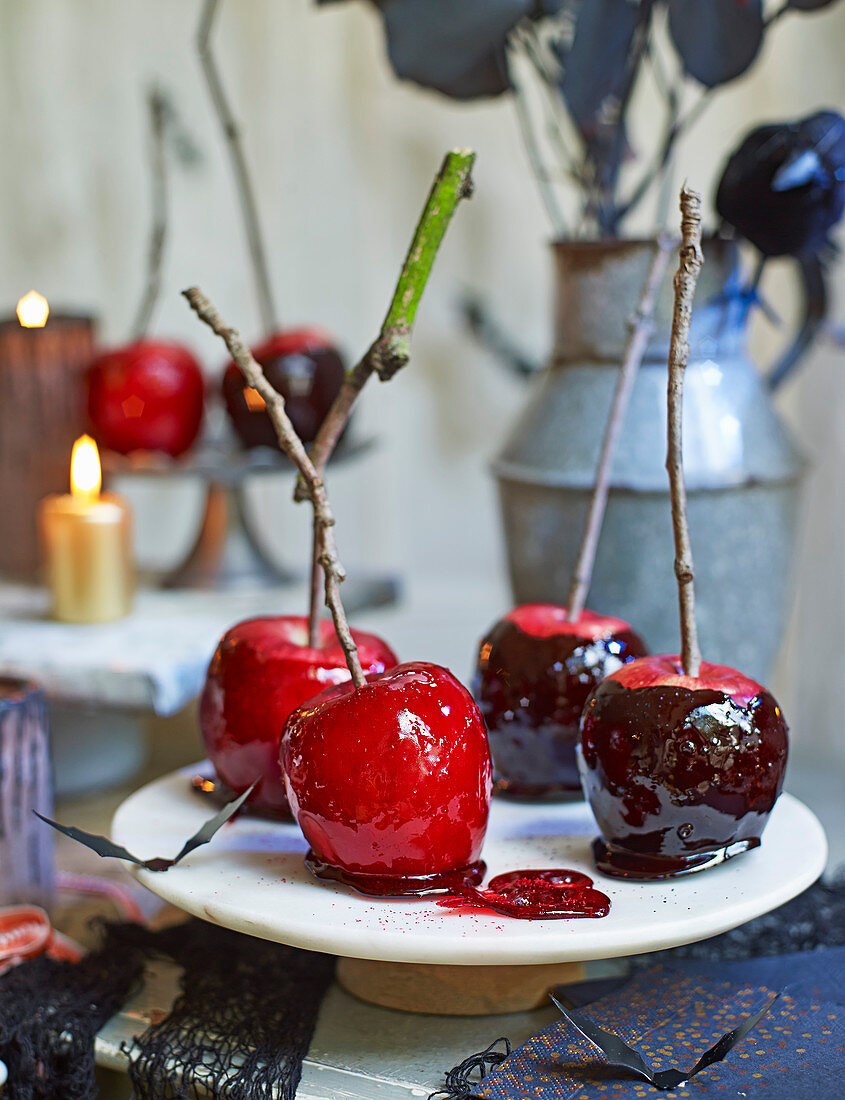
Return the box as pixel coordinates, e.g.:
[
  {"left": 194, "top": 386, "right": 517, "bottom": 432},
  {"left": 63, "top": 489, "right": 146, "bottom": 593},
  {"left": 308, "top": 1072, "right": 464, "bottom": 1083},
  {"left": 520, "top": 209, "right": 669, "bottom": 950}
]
[
  {"left": 504, "top": 604, "right": 634, "bottom": 641},
  {"left": 200, "top": 616, "right": 397, "bottom": 818},
  {"left": 474, "top": 604, "right": 647, "bottom": 798},
  {"left": 222, "top": 328, "right": 345, "bottom": 448},
  {"left": 609, "top": 654, "right": 764, "bottom": 707},
  {"left": 282, "top": 661, "right": 493, "bottom": 877},
  {"left": 304, "top": 853, "right": 486, "bottom": 897},
  {"left": 86, "top": 340, "right": 205, "bottom": 457},
  {"left": 436, "top": 868, "right": 611, "bottom": 919},
  {"left": 579, "top": 655, "right": 789, "bottom": 879}
]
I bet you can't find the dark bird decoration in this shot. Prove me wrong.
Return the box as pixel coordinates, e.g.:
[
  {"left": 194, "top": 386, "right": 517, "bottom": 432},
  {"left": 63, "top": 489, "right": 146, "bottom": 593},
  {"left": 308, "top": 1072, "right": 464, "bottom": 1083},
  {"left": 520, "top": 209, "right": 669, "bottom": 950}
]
[
  {"left": 716, "top": 109, "right": 845, "bottom": 258},
  {"left": 715, "top": 110, "right": 845, "bottom": 390}
]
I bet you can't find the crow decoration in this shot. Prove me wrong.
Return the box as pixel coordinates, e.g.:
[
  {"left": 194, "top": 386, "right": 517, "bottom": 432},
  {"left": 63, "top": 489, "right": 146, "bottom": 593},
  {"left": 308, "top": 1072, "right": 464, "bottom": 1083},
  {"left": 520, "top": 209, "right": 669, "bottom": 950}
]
[
  {"left": 715, "top": 110, "right": 845, "bottom": 390},
  {"left": 716, "top": 110, "right": 845, "bottom": 258}
]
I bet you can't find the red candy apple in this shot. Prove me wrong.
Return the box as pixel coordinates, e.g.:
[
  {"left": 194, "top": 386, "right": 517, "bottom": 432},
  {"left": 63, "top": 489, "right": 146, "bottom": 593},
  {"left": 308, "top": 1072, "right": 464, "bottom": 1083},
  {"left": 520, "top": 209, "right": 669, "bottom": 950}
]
[
  {"left": 222, "top": 328, "right": 345, "bottom": 449},
  {"left": 474, "top": 603, "right": 647, "bottom": 799},
  {"left": 86, "top": 339, "right": 205, "bottom": 457},
  {"left": 200, "top": 615, "right": 397, "bottom": 818},
  {"left": 282, "top": 661, "right": 493, "bottom": 893},
  {"left": 579, "top": 654, "right": 789, "bottom": 879}
]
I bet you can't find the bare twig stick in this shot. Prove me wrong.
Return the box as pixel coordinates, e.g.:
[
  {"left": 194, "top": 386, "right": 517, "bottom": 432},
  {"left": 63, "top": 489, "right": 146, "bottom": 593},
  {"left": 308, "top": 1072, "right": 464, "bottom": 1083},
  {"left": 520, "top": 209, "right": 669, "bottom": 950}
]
[
  {"left": 307, "top": 523, "right": 323, "bottom": 649},
  {"left": 566, "top": 236, "right": 673, "bottom": 621},
  {"left": 297, "top": 149, "right": 476, "bottom": 495},
  {"left": 183, "top": 287, "right": 365, "bottom": 687},
  {"left": 508, "top": 53, "right": 567, "bottom": 236},
  {"left": 131, "top": 88, "right": 168, "bottom": 341},
  {"left": 666, "top": 187, "right": 704, "bottom": 677},
  {"left": 198, "top": 0, "right": 278, "bottom": 334},
  {"left": 295, "top": 149, "right": 475, "bottom": 640}
]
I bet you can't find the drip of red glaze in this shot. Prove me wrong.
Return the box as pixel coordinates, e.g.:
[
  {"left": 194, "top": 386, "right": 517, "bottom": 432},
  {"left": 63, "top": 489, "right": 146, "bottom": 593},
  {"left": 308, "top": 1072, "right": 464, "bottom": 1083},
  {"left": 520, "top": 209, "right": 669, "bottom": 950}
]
[
  {"left": 305, "top": 851, "right": 486, "bottom": 897},
  {"left": 437, "top": 868, "right": 611, "bottom": 920}
]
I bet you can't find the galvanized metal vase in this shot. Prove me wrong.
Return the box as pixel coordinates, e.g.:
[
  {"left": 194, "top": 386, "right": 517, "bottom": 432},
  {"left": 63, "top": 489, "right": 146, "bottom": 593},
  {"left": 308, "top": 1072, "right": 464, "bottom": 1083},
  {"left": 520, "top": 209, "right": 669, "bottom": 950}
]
[{"left": 494, "top": 238, "right": 807, "bottom": 683}]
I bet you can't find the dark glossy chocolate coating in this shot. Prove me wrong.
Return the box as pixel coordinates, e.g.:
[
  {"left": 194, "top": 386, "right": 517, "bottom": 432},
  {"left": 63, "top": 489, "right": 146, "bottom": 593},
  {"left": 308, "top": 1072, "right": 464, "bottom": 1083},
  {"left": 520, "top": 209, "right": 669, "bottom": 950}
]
[
  {"left": 474, "top": 622, "right": 647, "bottom": 798},
  {"left": 579, "top": 681, "right": 789, "bottom": 879},
  {"left": 222, "top": 344, "right": 345, "bottom": 448}
]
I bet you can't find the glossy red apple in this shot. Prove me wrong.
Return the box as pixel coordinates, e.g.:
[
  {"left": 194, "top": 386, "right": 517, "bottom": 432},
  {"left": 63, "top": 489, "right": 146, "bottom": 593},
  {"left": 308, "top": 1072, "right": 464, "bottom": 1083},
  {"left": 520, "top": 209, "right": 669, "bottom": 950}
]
[
  {"left": 579, "top": 654, "right": 789, "bottom": 879},
  {"left": 222, "top": 328, "right": 345, "bottom": 449},
  {"left": 86, "top": 339, "right": 204, "bottom": 457},
  {"left": 282, "top": 661, "right": 493, "bottom": 893},
  {"left": 474, "top": 603, "right": 647, "bottom": 799},
  {"left": 200, "top": 615, "right": 397, "bottom": 818}
]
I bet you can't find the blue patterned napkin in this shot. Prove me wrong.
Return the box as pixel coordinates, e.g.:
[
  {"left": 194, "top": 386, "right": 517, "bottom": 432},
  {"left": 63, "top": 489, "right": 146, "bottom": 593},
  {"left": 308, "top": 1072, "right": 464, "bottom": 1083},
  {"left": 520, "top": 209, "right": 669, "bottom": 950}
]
[{"left": 475, "top": 947, "right": 845, "bottom": 1098}]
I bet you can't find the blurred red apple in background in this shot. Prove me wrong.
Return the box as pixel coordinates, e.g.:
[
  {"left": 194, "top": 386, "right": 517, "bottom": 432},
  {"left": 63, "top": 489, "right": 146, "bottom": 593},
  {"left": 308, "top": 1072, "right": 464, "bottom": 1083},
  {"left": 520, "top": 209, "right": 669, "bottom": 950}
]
[
  {"left": 222, "top": 328, "right": 345, "bottom": 449},
  {"left": 86, "top": 339, "right": 204, "bottom": 457}
]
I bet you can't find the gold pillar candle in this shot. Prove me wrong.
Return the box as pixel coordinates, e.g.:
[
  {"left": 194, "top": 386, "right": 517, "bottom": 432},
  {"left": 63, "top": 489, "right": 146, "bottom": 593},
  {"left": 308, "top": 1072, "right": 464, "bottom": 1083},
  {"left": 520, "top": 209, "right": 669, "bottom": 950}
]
[{"left": 39, "top": 435, "right": 134, "bottom": 623}]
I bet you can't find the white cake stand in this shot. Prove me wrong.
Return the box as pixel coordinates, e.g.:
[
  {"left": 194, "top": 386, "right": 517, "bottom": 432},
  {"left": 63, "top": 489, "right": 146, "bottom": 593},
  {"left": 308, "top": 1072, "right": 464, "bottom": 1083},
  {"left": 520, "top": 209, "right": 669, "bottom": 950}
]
[{"left": 112, "top": 766, "right": 827, "bottom": 1015}]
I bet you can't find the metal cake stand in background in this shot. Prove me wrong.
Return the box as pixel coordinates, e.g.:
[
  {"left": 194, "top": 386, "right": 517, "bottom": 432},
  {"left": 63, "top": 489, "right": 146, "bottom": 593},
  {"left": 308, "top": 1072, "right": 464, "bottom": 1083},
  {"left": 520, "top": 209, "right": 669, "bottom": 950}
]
[{"left": 105, "top": 433, "right": 396, "bottom": 608}]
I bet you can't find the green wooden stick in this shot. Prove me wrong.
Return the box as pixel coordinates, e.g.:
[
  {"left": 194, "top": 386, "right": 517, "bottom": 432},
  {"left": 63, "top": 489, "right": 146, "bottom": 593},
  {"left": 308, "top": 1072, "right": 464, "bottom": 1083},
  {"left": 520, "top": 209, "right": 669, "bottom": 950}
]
[{"left": 297, "top": 148, "right": 476, "bottom": 493}]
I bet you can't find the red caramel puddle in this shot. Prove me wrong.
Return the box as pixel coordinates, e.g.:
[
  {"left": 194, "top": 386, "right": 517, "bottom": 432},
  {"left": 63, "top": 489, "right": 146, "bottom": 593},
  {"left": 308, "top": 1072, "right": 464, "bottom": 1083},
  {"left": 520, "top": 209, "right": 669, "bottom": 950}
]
[
  {"left": 304, "top": 851, "right": 486, "bottom": 897},
  {"left": 436, "top": 868, "right": 611, "bottom": 920},
  {"left": 304, "top": 851, "right": 609, "bottom": 919}
]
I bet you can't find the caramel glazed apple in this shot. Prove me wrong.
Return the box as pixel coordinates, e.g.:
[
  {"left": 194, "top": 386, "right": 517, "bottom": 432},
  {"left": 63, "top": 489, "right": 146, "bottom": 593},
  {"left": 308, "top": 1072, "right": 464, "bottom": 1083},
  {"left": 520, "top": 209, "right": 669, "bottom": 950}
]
[{"left": 281, "top": 661, "right": 493, "bottom": 897}]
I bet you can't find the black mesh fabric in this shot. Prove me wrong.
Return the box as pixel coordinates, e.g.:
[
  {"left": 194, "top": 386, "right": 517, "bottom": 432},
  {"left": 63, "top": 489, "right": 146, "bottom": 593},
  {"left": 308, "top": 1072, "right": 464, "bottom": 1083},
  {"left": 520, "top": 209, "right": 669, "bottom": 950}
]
[
  {"left": 0, "top": 927, "right": 146, "bottom": 1100},
  {"left": 0, "top": 919, "right": 336, "bottom": 1100}
]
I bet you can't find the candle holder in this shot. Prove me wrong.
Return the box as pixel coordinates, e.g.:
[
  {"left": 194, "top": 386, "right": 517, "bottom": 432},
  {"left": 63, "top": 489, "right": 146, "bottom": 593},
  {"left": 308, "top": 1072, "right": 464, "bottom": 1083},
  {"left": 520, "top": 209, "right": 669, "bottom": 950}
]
[
  {"left": 0, "top": 307, "right": 96, "bottom": 581},
  {"left": 0, "top": 678, "right": 54, "bottom": 907}
]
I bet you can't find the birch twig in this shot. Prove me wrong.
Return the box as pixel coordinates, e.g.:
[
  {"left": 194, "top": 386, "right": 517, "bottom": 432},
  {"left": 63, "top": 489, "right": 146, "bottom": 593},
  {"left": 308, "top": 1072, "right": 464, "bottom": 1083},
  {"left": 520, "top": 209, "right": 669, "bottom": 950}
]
[
  {"left": 198, "top": 0, "right": 278, "bottom": 334},
  {"left": 566, "top": 235, "right": 673, "bottom": 621},
  {"left": 131, "top": 88, "right": 168, "bottom": 341},
  {"left": 666, "top": 187, "right": 704, "bottom": 676},
  {"left": 183, "top": 287, "right": 365, "bottom": 687},
  {"left": 295, "top": 148, "right": 476, "bottom": 498}
]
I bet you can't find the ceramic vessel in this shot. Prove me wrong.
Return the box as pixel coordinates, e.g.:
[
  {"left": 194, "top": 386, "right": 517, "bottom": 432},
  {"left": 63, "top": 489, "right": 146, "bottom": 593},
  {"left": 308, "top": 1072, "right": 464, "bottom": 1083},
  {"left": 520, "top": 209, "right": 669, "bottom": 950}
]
[{"left": 494, "top": 239, "right": 806, "bottom": 682}]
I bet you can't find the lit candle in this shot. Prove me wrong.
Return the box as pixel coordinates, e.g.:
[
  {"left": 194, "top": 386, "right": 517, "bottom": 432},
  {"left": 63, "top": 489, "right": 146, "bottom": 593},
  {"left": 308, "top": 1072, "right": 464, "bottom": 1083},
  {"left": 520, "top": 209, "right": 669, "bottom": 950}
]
[
  {"left": 0, "top": 291, "right": 96, "bottom": 581},
  {"left": 38, "top": 436, "right": 134, "bottom": 623}
]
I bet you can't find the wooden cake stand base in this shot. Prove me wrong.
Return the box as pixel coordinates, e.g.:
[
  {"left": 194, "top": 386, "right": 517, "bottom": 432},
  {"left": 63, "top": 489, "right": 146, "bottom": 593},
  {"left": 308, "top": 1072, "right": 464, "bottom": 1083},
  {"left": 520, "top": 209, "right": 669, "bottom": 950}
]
[
  {"left": 113, "top": 767, "right": 828, "bottom": 1017},
  {"left": 336, "top": 957, "right": 584, "bottom": 1015}
]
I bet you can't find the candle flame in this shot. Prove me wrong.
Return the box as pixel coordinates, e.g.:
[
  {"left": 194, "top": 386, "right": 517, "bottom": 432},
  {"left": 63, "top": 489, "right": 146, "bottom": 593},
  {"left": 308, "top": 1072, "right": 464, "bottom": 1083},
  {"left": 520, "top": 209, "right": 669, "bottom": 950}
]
[
  {"left": 16, "top": 290, "right": 49, "bottom": 328},
  {"left": 70, "top": 435, "right": 102, "bottom": 500}
]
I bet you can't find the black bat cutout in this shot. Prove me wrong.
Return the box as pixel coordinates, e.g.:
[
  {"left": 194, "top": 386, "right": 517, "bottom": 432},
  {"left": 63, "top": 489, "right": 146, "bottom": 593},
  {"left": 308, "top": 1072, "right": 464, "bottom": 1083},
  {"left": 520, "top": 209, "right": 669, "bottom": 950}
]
[
  {"left": 550, "top": 989, "right": 779, "bottom": 1091},
  {"left": 34, "top": 781, "right": 256, "bottom": 872}
]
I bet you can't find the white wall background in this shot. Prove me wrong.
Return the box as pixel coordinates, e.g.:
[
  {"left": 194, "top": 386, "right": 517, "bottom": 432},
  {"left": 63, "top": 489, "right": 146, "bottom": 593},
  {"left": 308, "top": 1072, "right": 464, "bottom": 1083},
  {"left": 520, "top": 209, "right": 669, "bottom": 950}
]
[{"left": 1, "top": 0, "right": 844, "bottom": 764}]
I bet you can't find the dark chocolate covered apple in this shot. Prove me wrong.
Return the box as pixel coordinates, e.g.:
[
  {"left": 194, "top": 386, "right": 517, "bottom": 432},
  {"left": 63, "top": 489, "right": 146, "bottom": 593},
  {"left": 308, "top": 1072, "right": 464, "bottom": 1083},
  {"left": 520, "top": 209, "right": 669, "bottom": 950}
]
[
  {"left": 579, "top": 186, "right": 790, "bottom": 879},
  {"left": 474, "top": 604, "right": 647, "bottom": 798},
  {"left": 474, "top": 242, "right": 672, "bottom": 802},
  {"left": 200, "top": 615, "right": 397, "bottom": 818},
  {"left": 282, "top": 660, "right": 492, "bottom": 894},
  {"left": 222, "top": 329, "right": 345, "bottom": 449},
  {"left": 579, "top": 655, "right": 788, "bottom": 878}
]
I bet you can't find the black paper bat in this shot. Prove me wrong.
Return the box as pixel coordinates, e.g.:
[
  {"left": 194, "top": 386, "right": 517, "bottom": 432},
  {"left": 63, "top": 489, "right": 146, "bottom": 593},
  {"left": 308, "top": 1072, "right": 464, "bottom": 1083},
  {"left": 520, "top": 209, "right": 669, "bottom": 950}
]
[
  {"left": 550, "top": 989, "right": 779, "bottom": 1091},
  {"left": 34, "top": 782, "right": 256, "bottom": 872}
]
